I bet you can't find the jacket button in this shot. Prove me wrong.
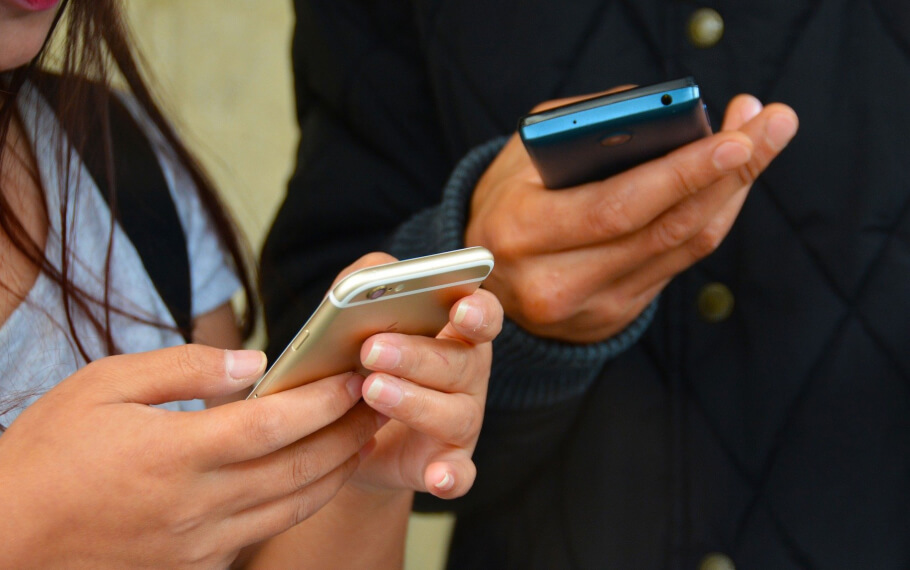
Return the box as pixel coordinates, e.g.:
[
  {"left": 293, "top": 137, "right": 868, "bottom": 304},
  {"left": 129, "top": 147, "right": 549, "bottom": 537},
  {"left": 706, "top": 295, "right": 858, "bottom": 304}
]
[
  {"left": 687, "top": 7, "right": 725, "bottom": 48},
  {"left": 698, "top": 553, "right": 736, "bottom": 570},
  {"left": 697, "top": 282, "right": 734, "bottom": 323}
]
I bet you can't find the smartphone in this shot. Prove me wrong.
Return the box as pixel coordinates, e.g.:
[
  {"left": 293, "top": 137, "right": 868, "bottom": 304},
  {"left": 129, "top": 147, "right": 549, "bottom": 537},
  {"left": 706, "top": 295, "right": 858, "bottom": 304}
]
[
  {"left": 247, "top": 247, "right": 495, "bottom": 399},
  {"left": 518, "top": 77, "right": 712, "bottom": 189}
]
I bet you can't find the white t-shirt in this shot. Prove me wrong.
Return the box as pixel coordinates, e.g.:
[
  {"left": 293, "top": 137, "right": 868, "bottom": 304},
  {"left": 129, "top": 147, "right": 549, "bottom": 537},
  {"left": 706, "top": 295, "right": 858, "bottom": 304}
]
[{"left": 0, "top": 84, "right": 241, "bottom": 428}]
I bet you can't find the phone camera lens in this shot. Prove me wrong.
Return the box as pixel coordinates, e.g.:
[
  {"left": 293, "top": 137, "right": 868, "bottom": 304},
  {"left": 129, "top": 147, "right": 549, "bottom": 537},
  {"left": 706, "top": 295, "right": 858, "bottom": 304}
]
[
  {"left": 661, "top": 94, "right": 673, "bottom": 106},
  {"left": 367, "top": 286, "right": 387, "bottom": 300}
]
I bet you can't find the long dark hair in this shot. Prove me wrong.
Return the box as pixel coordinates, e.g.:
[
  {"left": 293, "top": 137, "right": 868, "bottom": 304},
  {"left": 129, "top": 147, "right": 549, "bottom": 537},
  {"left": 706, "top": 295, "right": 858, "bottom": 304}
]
[{"left": 0, "top": 0, "right": 257, "bottom": 362}]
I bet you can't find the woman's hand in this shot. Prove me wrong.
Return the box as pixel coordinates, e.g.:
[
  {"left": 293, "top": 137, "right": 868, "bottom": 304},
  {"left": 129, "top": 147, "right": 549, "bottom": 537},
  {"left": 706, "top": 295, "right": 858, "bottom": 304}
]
[
  {"left": 0, "top": 345, "right": 384, "bottom": 569},
  {"left": 356, "top": 285, "right": 503, "bottom": 499},
  {"left": 244, "top": 253, "right": 504, "bottom": 569},
  {"left": 315, "top": 251, "right": 504, "bottom": 499}
]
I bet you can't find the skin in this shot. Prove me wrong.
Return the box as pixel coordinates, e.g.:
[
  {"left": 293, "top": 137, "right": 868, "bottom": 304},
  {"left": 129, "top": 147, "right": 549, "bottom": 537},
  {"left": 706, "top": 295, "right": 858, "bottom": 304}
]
[
  {"left": 0, "top": 285, "right": 501, "bottom": 568},
  {"left": 0, "top": 0, "right": 58, "bottom": 72},
  {"left": 247, "top": 255, "right": 501, "bottom": 569},
  {"left": 466, "top": 89, "right": 799, "bottom": 343},
  {"left": 0, "top": 3, "right": 504, "bottom": 567}
]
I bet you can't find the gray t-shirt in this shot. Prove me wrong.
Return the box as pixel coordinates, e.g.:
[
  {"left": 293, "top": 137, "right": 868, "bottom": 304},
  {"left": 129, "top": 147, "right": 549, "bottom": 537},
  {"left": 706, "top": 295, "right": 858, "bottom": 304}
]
[{"left": 0, "top": 84, "right": 241, "bottom": 427}]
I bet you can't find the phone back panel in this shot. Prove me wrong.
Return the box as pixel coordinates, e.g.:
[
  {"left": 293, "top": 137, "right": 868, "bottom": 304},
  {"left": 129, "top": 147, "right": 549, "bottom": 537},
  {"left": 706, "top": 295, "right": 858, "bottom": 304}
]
[
  {"left": 519, "top": 77, "right": 712, "bottom": 189},
  {"left": 249, "top": 248, "right": 493, "bottom": 398}
]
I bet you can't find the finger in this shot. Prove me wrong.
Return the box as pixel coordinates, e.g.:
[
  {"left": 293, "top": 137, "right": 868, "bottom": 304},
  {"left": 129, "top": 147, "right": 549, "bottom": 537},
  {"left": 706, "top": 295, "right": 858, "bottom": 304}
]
[
  {"left": 594, "top": 186, "right": 745, "bottom": 312},
  {"left": 215, "top": 402, "right": 386, "bottom": 511},
  {"left": 536, "top": 103, "right": 797, "bottom": 293},
  {"left": 736, "top": 101, "right": 799, "bottom": 168},
  {"left": 225, "top": 452, "right": 362, "bottom": 548},
  {"left": 496, "top": 129, "right": 756, "bottom": 255},
  {"left": 558, "top": 104, "right": 795, "bottom": 334},
  {"left": 362, "top": 373, "right": 485, "bottom": 448},
  {"left": 631, "top": 103, "right": 797, "bottom": 257},
  {"left": 720, "top": 94, "right": 763, "bottom": 132},
  {"left": 440, "top": 289, "right": 504, "bottom": 345},
  {"left": 190, "top": 372, "right": 366, "bottom": 468},
  {"left": 330, "top": 252, "right": 398, "bottom": 287},
  {"left": 361, "top": 332, "right": 490, "bottom": 396},
  {"left": 423, "top": 454, "right": 478, "bottom": 499},
  {"left": 71, "top": 345, "right": 266, "bottom": 405}
]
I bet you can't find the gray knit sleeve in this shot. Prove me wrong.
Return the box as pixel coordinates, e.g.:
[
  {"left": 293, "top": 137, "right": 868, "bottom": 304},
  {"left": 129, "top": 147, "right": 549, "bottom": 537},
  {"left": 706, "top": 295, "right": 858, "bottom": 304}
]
[{"left": 386, "top": 136, "right": 658, "bottom": 410}]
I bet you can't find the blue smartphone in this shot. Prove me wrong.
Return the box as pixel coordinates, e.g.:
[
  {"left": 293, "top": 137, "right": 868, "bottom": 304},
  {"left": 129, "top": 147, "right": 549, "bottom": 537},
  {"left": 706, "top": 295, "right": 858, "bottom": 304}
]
[{"left": 518, "top": 77, "right": 712, "bottom": 189}]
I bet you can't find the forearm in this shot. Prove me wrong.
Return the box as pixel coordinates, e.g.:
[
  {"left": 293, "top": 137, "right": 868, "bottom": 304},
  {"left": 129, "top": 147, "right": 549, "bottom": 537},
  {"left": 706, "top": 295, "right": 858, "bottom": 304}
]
[{"left": 245, "top": 485, "right": 413, "bottom": 569}]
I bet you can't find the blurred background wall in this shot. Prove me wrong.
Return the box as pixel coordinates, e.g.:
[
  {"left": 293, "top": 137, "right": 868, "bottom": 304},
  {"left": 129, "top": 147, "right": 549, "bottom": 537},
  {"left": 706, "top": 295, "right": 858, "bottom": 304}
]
[{"left": 124, "top": 1, "right": 453, "bottom": 568}]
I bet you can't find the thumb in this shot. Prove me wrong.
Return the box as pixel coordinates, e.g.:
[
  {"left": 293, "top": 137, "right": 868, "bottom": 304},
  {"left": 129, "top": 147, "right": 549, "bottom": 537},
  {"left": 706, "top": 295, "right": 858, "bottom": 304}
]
[
  {"left": 330, "top": 252, "right": 399, "bottom": 287},
  {"left": 72, "top": 345, "right": 266, "bottom": 405}
]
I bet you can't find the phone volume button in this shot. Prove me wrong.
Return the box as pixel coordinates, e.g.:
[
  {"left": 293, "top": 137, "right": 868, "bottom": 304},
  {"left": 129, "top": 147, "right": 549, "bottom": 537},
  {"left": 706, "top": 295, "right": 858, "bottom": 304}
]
[{"left": 292, "top": 330, "right": 310, "bottom": 351}]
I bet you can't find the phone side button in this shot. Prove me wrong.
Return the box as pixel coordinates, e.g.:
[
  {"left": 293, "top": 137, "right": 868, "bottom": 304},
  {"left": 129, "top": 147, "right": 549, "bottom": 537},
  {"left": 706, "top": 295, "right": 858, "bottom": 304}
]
[{"left": 292, "top": 330, "right": 310, "bottom": 351}]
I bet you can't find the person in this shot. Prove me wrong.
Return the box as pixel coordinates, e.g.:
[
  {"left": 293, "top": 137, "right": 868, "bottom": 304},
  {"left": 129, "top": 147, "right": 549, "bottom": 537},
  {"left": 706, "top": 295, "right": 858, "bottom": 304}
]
[
  {"left": 260, "top": 1, "right": 910, "bottom": 568},
  {"left": 0, "top": 0, "right": 503, "bottom": 568}
]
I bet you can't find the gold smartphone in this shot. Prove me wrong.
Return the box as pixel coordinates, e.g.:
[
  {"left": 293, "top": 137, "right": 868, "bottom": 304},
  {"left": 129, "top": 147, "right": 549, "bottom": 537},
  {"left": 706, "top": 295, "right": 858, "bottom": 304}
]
[{"left": 247, "top": 247, "right": 495, "bottom": 399}]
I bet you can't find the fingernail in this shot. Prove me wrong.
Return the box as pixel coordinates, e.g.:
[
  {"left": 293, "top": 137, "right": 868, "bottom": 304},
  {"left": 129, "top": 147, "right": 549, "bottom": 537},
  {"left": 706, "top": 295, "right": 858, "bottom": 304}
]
[
  {"left": 225, "top": 350, "right": 266, "bottom": 381},
  {"left": 363, "top": 341, "right": 401, "bottom": 369},
  {"left": 741, "top": 96, "right": 763, "bottom": 122},
  {"left": 712, "top": 140, "right": 752, "bottom": 170},
  {"left": 765, "top": 112, "right": 798, "bottom": 151},
  {"left": 364, "top": 375, "right": 404, "bottom": 407},
  {"left": 434, "top": 472, "right": 455, "bottom": 492},
  {"left": 453, "top": 301, "right": 483, "bottom": 330},
  {"left": 346, "top": 373, "right": 365, "bottom": 400}
]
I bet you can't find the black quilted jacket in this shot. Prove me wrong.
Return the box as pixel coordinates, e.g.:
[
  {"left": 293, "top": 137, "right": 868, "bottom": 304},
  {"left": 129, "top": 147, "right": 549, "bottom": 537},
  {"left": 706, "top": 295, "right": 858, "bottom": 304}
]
[{"left": 261, "top": 1, "right": 910, "bottom": 568}]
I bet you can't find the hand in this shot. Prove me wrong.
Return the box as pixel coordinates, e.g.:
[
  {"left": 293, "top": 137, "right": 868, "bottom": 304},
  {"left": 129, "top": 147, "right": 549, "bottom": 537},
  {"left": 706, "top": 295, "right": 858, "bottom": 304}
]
[
  {"left": 465, "top": 91, "right": 799, "bottom": 343},
  {"left": 333, "top": 253, "right": 503, "bottom": 500},
  {"left": 0, "top": 345, "right": 385, "bottom": 569},
  {"left": 356, "top": 286, "right": 502, "bottom": 499}
]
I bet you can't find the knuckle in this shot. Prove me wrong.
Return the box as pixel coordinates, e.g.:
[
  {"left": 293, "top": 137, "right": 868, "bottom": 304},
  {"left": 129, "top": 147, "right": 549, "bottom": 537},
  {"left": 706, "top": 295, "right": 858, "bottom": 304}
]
[
  {"left": 438, "top": 347, "right": 474, "bottom": 393},
  {"left": 667, "top": 159, "right": 702, "bottom": 199},
  {"left": 587, "top": 194, "right": 635, "bottom": 238},
  {"left": 287, "top": 442, "right": 321, "bottom": 489},
  {"left": 688, "top": 225, "right": 726, "bottom": 259},
  {"left": 173, "top": 344, "right": 218, "bottom": 380},
  {"left": 449, "top": 400, "right": 484, "bottom": 446},
  {"left": 246, "top": 403, "right": 288, "bottom": 451},
  {"left": 598, "top": 292, "right": 632, "bottom": 326},
  {"left": 515, "top": 276, "right": 574, "bottom": 327},
  {"left": 735, "top": 159, "right": 763, "bottom": 187},
  {"left": 402, "top": 390, "right": 432, "bottom": 427},
  {"left": 653, "top": 213, "right": 693, "bottom": 250},
  {"left": 344, "top": 407, "right": 381, "bottom": 448},
  {"left": 404, "top": 344, "right": 430, "bottom": 378},
  {"left": 482, "top": 221, "right": 527, "bottom": 261},
  {"left": 290, "top": 489, "right": 317, "bottom": 527}
]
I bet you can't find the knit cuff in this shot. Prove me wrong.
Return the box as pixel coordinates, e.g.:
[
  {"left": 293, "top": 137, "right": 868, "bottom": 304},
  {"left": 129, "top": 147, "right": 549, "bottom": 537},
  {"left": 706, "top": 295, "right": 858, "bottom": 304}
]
[{"left": 388, "top": 136, "right": 658, "bottom": 411}]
